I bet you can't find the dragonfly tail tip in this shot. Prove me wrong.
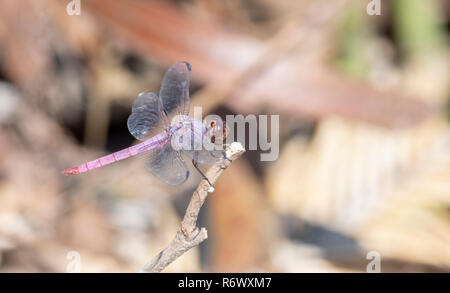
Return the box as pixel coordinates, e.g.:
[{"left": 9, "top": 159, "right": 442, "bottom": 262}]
[{"left": 62, "top": 167, "right": 79, "bottom": 175}]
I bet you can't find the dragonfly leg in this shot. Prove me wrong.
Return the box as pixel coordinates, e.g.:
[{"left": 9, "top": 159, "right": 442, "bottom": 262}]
[{"left": 192, "top": 159, "right": 214, "bottom": 188}]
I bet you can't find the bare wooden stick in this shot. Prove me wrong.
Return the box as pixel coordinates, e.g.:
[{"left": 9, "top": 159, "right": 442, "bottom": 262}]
[{"left": 139, "top": 142, "right": 245, "bottom": 273}]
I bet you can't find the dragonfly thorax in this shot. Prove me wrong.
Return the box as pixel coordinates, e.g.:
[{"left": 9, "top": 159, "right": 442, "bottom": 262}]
[{"left": 168, "top": 117, "right": 208, "bottom": 151}]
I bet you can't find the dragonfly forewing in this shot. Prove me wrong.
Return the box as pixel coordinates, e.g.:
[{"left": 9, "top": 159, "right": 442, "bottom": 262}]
[{"left": 159, "top": 62, "right": 191, "bottom": 122}]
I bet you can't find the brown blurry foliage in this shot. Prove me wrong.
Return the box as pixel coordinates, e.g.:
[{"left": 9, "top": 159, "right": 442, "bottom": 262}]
[{"left": 0, "top": 0, "right": 448, "bottom": 272}]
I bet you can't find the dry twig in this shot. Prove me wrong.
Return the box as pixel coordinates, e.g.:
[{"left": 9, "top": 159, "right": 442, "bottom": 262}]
[{"left": 139, "top": 142, "right": 245, "bottom": 273}]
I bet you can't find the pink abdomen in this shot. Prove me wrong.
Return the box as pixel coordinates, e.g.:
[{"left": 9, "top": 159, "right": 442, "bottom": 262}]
[{"left": 62, "top": 133, "right": 167, "bottom": 175}]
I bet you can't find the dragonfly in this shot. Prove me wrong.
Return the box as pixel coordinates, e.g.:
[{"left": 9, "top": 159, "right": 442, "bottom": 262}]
[{"left": 62, "top": 62, "right": 227, "bottom": 186}]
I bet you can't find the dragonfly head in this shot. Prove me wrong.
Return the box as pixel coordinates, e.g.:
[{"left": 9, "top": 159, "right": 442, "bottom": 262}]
[{"left": 207, "top": 118, "right": 228, "bottom": 144}]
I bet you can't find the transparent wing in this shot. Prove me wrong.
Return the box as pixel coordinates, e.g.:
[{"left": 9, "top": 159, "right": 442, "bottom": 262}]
[
  {"left": 140, "top": 140, "right": 190, "bottom": 186},
  {"left": 127, "top": 92, "right": 168, "bottom": 141},
  {"left": 159, "top": 62, "right": 191, "bottom": 121},
  {"left": 183, "top": 149, "right": 225, "bottom": 165}
]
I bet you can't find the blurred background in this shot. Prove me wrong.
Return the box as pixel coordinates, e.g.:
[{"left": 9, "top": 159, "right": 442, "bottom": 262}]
[{"left": 0, "top": 0, "right": 449, "bottom": 272}]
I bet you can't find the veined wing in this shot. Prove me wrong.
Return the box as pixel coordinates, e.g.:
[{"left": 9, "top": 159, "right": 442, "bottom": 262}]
[
  {"left": 127, "top": 91, "right": 168, "bottom": 141},
  {"left": 128, "top": 62, "right": 191, "bottom": 141},
  {"left": 140, "top": 139, "right": 190, "bottom": 186},
  {"left": 159, "top": 62, "right": 191, "bottom": 122},
  {"left": 183, "top": 149, "right": 225, "bottom": 165}
]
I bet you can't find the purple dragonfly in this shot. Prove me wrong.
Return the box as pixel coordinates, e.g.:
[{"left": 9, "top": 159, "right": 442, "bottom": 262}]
[{"left": 62, "top": 62, "right": 227, "bottom": 186}]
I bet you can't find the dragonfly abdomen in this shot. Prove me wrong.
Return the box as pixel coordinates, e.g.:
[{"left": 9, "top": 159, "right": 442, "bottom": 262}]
[{"left": 62, "top": 133, "right": 168, "bottom": 175}]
